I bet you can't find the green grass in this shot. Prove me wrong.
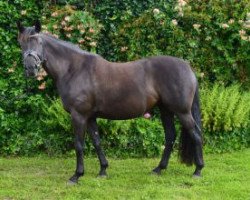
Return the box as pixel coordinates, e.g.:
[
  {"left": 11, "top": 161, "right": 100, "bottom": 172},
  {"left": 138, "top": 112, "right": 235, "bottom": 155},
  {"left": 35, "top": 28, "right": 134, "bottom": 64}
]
[{"left": 0, "top": 149, "right": 249, "bottom": 200}]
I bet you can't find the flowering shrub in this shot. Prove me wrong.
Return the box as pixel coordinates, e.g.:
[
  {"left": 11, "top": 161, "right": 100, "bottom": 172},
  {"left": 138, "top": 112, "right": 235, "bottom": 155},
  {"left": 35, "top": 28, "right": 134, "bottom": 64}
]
[
  {"left": 109, "top": 0, "right": 250, "bottom": 87},
  {"left": 43, "top": 5, "right": 102, "bottom": 52}
]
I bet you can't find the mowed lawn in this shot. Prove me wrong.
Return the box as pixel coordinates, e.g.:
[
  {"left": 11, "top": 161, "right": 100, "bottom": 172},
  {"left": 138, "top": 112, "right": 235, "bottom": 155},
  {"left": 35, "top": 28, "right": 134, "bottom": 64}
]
[{"left": 0, "top": 149, "right": 249, "bottom": 200}]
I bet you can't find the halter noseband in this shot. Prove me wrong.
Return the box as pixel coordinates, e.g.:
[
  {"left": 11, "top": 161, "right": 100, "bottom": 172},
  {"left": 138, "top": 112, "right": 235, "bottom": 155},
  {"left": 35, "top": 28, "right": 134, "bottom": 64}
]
[{"left": 23, "top": 50, "right": 43, "bottom": 67}]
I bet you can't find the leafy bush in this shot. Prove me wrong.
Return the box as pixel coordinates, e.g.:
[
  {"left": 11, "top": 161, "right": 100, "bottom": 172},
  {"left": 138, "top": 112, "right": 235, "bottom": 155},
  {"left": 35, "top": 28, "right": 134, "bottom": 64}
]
[
  {"left": 201, "top": 85, "right": 250, "bottom": 132},
  {"left": 41, "top": 99, "right": 164, "bottom": 157},
  {"left": 201, "top": 85, "right": 250, "bottom": 152}
]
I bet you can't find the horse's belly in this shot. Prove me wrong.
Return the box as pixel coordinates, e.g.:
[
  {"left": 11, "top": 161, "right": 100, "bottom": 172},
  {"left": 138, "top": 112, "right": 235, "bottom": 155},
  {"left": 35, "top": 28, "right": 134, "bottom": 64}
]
[
  {"left": 96, "top": 101, "right": 146, "bottom": 120},
  {"left": 98, "top": 112, "right": 142, "bottom": 120}
]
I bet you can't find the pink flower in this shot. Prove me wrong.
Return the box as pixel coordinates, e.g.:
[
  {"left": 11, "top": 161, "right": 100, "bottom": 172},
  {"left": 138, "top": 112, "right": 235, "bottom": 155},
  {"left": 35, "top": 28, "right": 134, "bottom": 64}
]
[
  {"left": 38, "top": 82, "right": 46, "bottom": 90},
  {"left": 89, "top": 28, "right": 95, "bottom": 33},
  {"left": 78, "top": 39, "right": 85, "bottom": 44},
  {"left": 143, "top": 112, "right": 151, "bottom": 119}
]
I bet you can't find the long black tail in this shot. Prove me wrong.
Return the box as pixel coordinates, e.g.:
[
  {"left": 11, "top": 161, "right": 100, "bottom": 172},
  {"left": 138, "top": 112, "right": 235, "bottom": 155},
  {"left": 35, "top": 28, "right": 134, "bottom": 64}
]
[{"left": 179, "top": 84, "right": 202, "bottom": 166}]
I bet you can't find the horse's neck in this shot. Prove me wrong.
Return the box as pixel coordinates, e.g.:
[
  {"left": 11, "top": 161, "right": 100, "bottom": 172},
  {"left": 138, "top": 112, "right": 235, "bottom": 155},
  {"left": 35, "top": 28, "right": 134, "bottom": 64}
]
[{"left": 43, "top": 37, "right": 73, "bottom": 81}]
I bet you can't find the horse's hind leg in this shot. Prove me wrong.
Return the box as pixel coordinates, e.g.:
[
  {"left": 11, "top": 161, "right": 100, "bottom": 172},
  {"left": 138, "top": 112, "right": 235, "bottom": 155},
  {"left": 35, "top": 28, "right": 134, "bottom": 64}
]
[
  {"left": 178, "top": 113, "right": 204, "bottom": 177},
  {"left": 153, "top": 109, "right": 176, "bottom": 175},
  {"left": 87, "top": 118, "right": 109, "bottom": 177}
]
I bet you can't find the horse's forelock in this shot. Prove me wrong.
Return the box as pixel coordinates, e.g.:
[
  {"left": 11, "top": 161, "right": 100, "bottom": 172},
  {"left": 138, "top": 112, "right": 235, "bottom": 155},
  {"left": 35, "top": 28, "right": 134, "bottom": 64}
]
[{"left": 19, "top": 27, "right": 37, "bottom": 42}]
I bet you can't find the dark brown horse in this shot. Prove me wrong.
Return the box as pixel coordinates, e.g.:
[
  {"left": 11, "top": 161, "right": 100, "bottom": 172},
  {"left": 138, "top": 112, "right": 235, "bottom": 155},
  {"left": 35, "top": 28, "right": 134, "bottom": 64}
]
[{"left": 17, "top": 21, "right": 204, "bottom": 184}]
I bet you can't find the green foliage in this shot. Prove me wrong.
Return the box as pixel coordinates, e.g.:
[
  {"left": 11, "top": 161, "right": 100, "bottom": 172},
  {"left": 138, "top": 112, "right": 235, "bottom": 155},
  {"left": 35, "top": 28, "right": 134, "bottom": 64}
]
[
  {"left": 201, "top": 84, "right": 250, "bottom": 153},
  {"left": 201, "top": 84, "right": 250, "bottom": 132},
  {"left": 98, "top": 118, "right": 164, "bottom": 157},
  {"left": 41, "top": 98, "right": 164, "bottom": 157}
]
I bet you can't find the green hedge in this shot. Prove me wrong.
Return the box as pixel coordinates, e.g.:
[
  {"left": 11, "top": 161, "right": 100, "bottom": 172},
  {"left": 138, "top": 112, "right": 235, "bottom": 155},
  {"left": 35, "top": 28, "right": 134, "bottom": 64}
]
[{"left": 0, "top": 0, "right": 249, "bottom": 156}]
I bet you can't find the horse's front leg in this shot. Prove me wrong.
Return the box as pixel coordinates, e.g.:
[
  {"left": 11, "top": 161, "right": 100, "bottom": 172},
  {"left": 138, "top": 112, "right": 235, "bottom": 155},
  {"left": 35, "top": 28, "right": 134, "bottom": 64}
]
[
  {"left": 87, "top": 118, "right": 109, "bottom": 177},
  {"left": 68, "top": 110, "right": 87, "bottom": 184}
]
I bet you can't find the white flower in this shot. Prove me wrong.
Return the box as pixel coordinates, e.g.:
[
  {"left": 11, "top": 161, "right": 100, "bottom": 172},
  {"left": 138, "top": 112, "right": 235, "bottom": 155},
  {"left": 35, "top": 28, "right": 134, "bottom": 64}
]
[
  {"left": 221, "top": 23, "right": 229, "bottom": 29},
  {"left": 178, "top": 0, "right": 187, "bottom": 7},
  {"left": 241, "top": 35, "right": 248, "bottom": 41},
  {"left": 21, "top": 10, "right": 27, "bottom": 15},
  {"left": 171, "top": 19, "right": 178, "bottom": 26},
  {"left": 8, "top": 68, "right": 14, "bottom": 73},
  {"left": 53, "top": 24, "right": 58, "bottom": 29},
  {"left": 228, "top": 19, "right": 234, "bottom": 24},
  {"left": 61, "top": 21, "right": 66, "bottom": 26},
  {"left": 193, "top": 24, "right": 201, "bottom": 30},
  {"left": 243, "top": 23, "right": 250, "bottom": 29},
  {"left": 64, "top": 16, "right": 71, "bottom": 22},
  {"left": 121, "top": 46, "right": 128, "bottom": 52},
  {"left": 90, "top": 41, "right": 97, "bottom": 47},
  {"left": 51, "top": 12, "right": 58, "bottom": 17},
  {"left": 36, "top": 75, "right": 43, "bottom": 81},
  {"left": 153, "top": 8, "right": 160, "bottom": 15},
  {"left": 239, "top": 30, "right": 246, "bottom": 36},
  {"left": 205, "top": 36, "right": 212, "bottom": 41},
  {"left": 42, "top": 25, "right": 47, "bottom": 30}
]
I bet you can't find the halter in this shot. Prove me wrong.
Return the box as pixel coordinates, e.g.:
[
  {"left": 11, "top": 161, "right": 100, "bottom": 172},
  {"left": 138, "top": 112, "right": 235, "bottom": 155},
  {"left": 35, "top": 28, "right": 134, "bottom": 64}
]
[{"left": 23, "top": 50, "right": 43, "bottom": 67}]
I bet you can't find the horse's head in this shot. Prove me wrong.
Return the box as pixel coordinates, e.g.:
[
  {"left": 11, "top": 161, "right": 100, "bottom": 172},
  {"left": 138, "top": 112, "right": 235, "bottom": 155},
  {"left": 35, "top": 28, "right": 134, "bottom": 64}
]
[{"left": 17, "top": 20, "right": 45, "bottom": 77}]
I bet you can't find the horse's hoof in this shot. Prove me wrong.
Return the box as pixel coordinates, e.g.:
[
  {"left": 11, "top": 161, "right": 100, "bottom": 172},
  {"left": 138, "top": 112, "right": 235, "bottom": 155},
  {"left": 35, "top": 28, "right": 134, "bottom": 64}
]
[
  {"left": 97, "top": 174, "right": 108, "bottom": 178},
  {"left": 152, "top": 167, "right": 161, "bottom": 175},
  {"left": 98, "top": 171, "right": 108, "bottom": 178},
  {"left": 67, "top": 179, "right": 77, "bottom": 186},
  {"left": 192, "top": 174, "right": 201, "bottom": 179}
]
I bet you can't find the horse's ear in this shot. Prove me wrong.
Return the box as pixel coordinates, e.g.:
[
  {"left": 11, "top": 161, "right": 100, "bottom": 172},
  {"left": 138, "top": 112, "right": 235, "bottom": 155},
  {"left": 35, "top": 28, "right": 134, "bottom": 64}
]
[
  {"left": 17, "top": 21, "right": 25, "bottom": 33},
  {"left": 34, "top": 20, "right": 41, "bottom": 33}
]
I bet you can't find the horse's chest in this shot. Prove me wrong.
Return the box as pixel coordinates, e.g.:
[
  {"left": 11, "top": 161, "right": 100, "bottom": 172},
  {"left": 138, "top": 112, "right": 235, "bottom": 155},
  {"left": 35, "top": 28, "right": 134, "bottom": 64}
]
[{"left": 57, "top": 82, "right": 93, "bottom": 114}]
